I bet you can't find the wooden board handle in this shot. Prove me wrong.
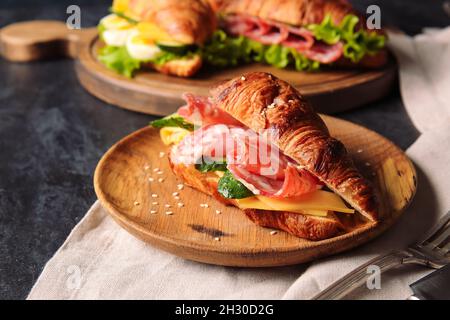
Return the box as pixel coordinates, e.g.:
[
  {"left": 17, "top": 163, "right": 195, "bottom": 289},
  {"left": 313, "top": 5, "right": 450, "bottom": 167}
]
[{"left": 0, "top": 20, "right": 97, "bottom": 62}]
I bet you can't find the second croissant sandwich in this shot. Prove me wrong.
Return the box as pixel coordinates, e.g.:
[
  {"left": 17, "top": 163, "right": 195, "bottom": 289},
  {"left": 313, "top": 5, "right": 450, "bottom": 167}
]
[
  {"left": 206, "top": 0, "right": 388, "bottom": 70},
  {"left": 97, "top": 0, "right": 216, "bottom": 77},
  {"left": 152, "top": 72, "right": 379, "bottom": 240}
]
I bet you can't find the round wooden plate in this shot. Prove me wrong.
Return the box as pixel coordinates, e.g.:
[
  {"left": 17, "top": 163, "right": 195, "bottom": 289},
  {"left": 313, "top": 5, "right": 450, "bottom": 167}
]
[
  {"left": 94, "top": 115, "right": 416, "bottom": 267},
  {"left": 1, "top": 21, "right": 397, "bottom": 115}
]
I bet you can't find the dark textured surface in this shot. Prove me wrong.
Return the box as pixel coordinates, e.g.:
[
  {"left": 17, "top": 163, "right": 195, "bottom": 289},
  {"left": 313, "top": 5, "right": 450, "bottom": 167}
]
[{"left": 0, "top": 0, "right": 448, "bottom": 300}]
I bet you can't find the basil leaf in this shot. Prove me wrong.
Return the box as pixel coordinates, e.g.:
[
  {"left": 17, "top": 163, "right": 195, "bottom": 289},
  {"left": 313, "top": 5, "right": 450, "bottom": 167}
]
[
  {"left": 195, "top": 157, "right": 227, "bottom": 172},
  {"left": 150, "top": 115, "right": 194, "bottom": 131},
  {"left": 217, "top": 171, "right": 253, "bottom": 199},
  {"left": 98, "top": 45, "right": 141, "bottom": 78}
]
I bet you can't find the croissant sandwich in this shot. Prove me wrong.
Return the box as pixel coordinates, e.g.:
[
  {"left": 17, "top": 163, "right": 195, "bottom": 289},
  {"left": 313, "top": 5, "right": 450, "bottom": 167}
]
[
  {"left": 151, "top": 72, "right": 379, "bottom": 240},
  {"left": 207, "top": 0, "right": 388, "bottom": 70},
  {"left": 97, "top": 0, "right": 216, "bottom": 77}
]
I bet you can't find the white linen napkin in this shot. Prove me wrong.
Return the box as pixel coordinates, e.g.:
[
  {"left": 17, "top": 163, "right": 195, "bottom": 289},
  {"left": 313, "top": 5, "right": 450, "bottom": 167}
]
[{"left": 28, "top": 28, "right": 450, "bottom": 300}]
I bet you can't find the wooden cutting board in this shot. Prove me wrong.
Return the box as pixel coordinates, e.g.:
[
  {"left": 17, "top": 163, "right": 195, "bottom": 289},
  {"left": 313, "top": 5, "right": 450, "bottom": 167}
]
[
  {"left": 93, "top": 115, "right": 416, "bottom": 267},
  {"left": 0, "top": 20, "right": 397, "bottom": 115}
]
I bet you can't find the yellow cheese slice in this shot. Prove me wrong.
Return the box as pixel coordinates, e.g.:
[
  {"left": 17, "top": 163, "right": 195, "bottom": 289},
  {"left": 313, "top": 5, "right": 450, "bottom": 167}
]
[
  {"left": 136, "top": 22, "right": 178, "bottom": 43},
  {"left": 160, "top": 127, "right": 190, "bottom": 146},
  {"left": 215, "top": 171, "right": 225, "bottom": 178},
  {"left": 257, "top": 191, "right": 354, "bottom": 214},
  {"left": 112, "top": 0, "right": 131, "bottom": 14},
  {"left": 235, "top": 190, "right": 354, "bottom": 217},
  {"left": 100, "top": 14, "right": 133, "bottom": 30},
  {"left": 235, "top": 196, "right": 329, "bottom": 217}
]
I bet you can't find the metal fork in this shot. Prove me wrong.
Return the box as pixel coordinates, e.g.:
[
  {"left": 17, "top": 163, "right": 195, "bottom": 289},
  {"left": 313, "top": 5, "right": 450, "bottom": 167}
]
[{"left": 313, "top": 211, "right": 450, "bottom": 300}]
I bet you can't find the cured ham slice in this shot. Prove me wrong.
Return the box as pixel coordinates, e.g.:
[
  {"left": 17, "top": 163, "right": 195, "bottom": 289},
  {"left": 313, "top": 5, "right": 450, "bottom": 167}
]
[
  {"left": 223, "top": 15, "right": 293, "bottom": 45},
  {"left": 281, "top": 27, "right": 315, "bottom": 51},
  {"left": 245, "top": 19, "right": 290, "bottom": 45},
  {"left": 303, "top": 41, "right": 344, "bottom": 63},
  {"left": 171, "top": 123, "right": 320, "bottom": 198},
  {"left": 178, "top": 93, "right": 242, "bottom": 126},
  {"left": 221, "top": 14, "right": 344, "bottom": 64}
]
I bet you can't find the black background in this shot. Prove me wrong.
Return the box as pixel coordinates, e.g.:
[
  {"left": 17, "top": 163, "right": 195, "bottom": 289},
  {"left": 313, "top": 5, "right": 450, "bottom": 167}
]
[{"left": 0, "top": 0, "right": 448, "bottom": 299}]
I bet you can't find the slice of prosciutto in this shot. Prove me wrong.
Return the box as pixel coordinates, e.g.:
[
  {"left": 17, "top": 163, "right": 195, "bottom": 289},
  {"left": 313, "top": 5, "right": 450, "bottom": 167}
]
[
  {"left": 302, "top": 41, "right": 344, "bottom": 64},
  {"left": 177, "top": 93, "right": 242, "bottom": 127},
  {"left": 171, "top": 123, "right": 321, "bottom": 198},
  {"left": 221, "top": 14, "right": 344, "bottom": 64}
]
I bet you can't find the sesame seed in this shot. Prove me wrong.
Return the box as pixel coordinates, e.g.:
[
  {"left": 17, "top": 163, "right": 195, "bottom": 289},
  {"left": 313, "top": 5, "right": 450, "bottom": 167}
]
[
  {"left": 357, "top": 149, "right": 363, "bottom": 153},
  {"left": 215, "top": 210, "right": 221, "bottom": 214},
  {"left": 158, "top": 178, "right": 164, "bottom": 182},
  {"left": 165, "top": 204, "right": 171, "bottom": 208},
  {"left": 148, "top": 177, "right": 154, "bottom": 182},
  {"left": 152, "top": 202, "right": 158, "bottom": 205},
  {"left": 165, "top": 211, "right": 173, "bottom": 215},
  {"left": 157, "top": 171, "right": 164, "bottom": 175},
  {"left": 270, "top": 230, "right": 278, "bottom": 235},
  {"left": 204, "top": 203, "right": 209, "bottom": 208},
  {"left": 177, "top": 184, "right": 184, "bottom": 190},
  {"left": 365, "top": 162, "right": 371, "bottom": 166},
  {"left": 144, "top": 165, "right": 150, "bottom": 170},
  {"left": 241, "top": 76, "right": 246, "bottom": 81},
  {"left": 159, "top": 152, "right": 165, "bottom": 158},
  {"left": 172, "top": 192, "right": 179, "bottom": 197},
  {"left": 153, "top": 168, "right": 159, "bottom": 172},
  {"left": 200, "top": 204, "right": 205, "bottom": 208},
  {"left": 150, "top": 210, "right": 157, "bottom": 214},
  {"left": 151, "top": 194, "right": 158, "bottom": 198},
  {"left": 214, "top": 237, "right": 220, "bottom": 241},
  {"left": 133, "top": 201, "right": 140, "bottom": 206},
  {"left": 177, "top": 202, "right": 184, "bottom": 207},
  {"left": 174, "top": 196, "right": 180, "bottom": 200}
]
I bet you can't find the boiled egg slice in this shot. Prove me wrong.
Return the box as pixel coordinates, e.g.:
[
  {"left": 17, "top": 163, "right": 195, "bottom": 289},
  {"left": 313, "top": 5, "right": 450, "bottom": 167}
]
[
  {"left": 126, "top": 30, "right": 162, "bottom": 60},
  {"left": 100, "top": 13, "right": 132, "bottom": 30},
  {"left": 100, "top": 14, "right": 134, "bottom": 47}
]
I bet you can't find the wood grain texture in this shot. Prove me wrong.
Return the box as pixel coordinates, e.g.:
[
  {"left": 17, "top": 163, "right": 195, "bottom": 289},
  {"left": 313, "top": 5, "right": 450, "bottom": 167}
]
[
  {"left": 94, "top": 115, "right": 417, "bottom": 267},
  {"left": 0, "top": 20, "right": 96, "bottom": 61},
  {"left": 1, "top": 20, "right": 397, "bottom": 115}
]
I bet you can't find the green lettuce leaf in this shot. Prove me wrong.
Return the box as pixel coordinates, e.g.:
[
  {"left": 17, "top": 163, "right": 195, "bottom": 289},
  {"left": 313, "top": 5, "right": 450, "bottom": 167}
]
[
  {"left": 98, "top": 44, "right": 198, "bottom": 77},
  {"left": 201, "top": 30, "right": 320, "bottom": 71},
  {"left": 307, "top": 14, "right": 386, "bottom": 63},
  {"left": 150, "top": 115, "right": 194, "bottom": 131},
  {"left": 217, "top": 171, "right": 253, "bottom": 199},
  {"left": 264, "top": 45, "right": 291, "bottom": 68},
  {"left": 307, "top": 14, "right": 341, "bottom": 45},
  {"left": 290, "top": 49, "right": 321, "bottom": 71},
  {"left": 201, "top": 30, "right": 249, "bottom": 67},
  {"left": 97, "top": 45, "right": 141, "bottom": 78},
  {"left": 97, "top": 23, "right": 106, "bottom": 40}
]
